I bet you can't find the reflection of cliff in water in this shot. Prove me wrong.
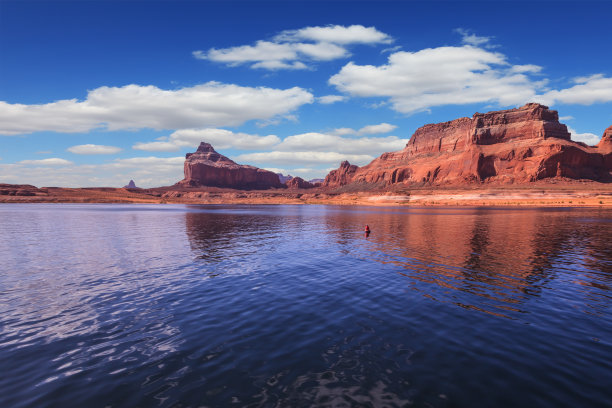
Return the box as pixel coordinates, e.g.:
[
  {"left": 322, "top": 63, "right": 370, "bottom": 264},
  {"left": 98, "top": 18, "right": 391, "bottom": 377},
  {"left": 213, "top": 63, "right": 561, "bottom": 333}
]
[
  {"left": 322, "top": 207, "right": 612, "bottom": 317},
  {"left": 185, "top": 209, "right": 280, "bottom": 262},
  {"left": 184, "top": 206, "right": 317, "bottom": 265}
]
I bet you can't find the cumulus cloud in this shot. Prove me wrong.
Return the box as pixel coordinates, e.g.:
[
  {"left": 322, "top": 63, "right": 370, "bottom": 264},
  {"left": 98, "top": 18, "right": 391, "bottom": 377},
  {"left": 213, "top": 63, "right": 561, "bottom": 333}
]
[
  {"left": 274, "top": 132, "right": 406, "bottom": 154},
  {"left": 235, "top": 151, "right": 374, "bottom": 166},
  {"left": 328, "top": 35, "right": 612, "bottom": 114},
  {"left": 329, "top": 45, "right": 545, "bottom": 114},
  {"left": 67, "top": 144, "right": 122, "bottom": 154},
  {"left": 454, "top": 28, "right": 496, "bottom": 48},
  {"left": 568, "top": 126, "right": 601, "bottom": 146},
  {"left": 539, "top": 74, "right": 612, "bottom": 105},
  {"left": 317, "top": 95, "right": 347, "bottom": 104},
  {"left": 275, "top": 25, "right": 392, "bottom": 45},
  {"left": 133, "top": 128, "right": 281, "bottom": 152},
  {"left": 18, "top": 158, "right": 73, "bottom": 166},
  {"left": 0, "top": 82, "right": 313, "bottom": 135},
  {"left": 196, "top": 24, "right": 391, "bottom": 70},
  {"left": 0, "top": 156, "right": 185, "bottom": 188},
  {"left": 331, "top": 123, "right": 397, "bottom": 136},
  {"left": 357, "top": 123, "right": 397, "bottom": 135}
]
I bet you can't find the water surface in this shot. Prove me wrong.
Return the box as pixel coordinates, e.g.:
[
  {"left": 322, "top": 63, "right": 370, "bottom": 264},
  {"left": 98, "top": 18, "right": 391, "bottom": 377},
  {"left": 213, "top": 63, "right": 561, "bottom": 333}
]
[{"left": 1, "top": 204, "right": 611, "bottom": 407}]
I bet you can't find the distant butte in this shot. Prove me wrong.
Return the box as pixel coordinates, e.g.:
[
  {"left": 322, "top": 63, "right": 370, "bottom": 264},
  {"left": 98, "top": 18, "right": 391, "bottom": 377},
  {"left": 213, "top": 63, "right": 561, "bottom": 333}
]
[
  {"left": 324, "top": 103, "right": 612, "bottom": 188},
  {"left": 123, "top": 180, "right": 139, "bottom": 189},
  {"left": 177, "top": 142, "right": 283, "bottom": 189}
]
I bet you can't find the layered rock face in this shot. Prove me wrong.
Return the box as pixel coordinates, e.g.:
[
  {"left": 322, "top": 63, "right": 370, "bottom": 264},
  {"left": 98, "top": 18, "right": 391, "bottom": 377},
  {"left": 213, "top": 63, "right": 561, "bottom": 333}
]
[
  {"left": 178, "top": 142, "right": 283, "bottom": 189},
  {"left": 325, "top": 104, "right": 612, "bottom": 187},
  {"left": 323, "top": 160, "right": 359, "bottom": 188},
  {"left": 0, "top": 184, "right": 46, "bottom": 196}
]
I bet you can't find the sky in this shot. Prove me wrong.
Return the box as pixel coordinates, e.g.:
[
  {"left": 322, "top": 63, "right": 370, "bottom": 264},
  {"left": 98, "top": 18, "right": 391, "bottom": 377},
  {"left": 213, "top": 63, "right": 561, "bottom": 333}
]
[{"left": 1, "top": 0, "right": 611, "bottom": 188}]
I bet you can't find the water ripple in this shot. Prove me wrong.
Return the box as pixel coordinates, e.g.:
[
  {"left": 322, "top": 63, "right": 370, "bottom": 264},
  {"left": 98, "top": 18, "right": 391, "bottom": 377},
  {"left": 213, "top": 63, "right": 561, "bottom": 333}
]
[{"left": 1, "top": 204, "right": 611, "bottom": 408}]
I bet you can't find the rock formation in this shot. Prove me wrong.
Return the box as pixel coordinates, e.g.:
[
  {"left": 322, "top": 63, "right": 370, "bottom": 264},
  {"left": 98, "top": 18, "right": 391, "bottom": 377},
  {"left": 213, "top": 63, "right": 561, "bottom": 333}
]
[
  {"left": 178, "top": 142, "right": 283, "bottom": 189},
  {"left": 123, "top": 180, "right": 139, "bottom": 189},
  {"left": 597, "top": 126, "right": 612, "bottom": 153},
  {"left": 0, "top": 184, "right": 47, "bottom": 196},
  {"left": 323, "top": 160, "right": 359, "bottom": 188},
  {"left": 285, "top": 176, "right": 315, "bottom": 189},
  {"left": 324, "top": 103, "right": 612, "bottom": 188}
]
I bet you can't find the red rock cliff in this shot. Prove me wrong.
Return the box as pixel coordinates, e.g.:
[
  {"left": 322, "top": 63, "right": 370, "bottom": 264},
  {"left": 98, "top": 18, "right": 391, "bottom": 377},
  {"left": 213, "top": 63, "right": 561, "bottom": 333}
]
[
  {"left": 325, "top": 104, "right": 612, "bottom": 187},
  {"left": 178, "top": 142, "right": 283, "bottom": 189},
  {"left": 323, "top": 160, "right": 359, "bottom": 188}
]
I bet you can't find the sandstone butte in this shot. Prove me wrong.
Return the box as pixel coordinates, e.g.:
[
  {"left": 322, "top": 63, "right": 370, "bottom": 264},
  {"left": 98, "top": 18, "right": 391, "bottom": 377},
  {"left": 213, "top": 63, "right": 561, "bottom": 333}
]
[
  {"left": 285, "top": 176, "right": 316, "bottom": 189},
  {"left": 324, "top": 103, "right": 612, "bottom": 189},
  {"left": 177, "top": 142, "right": 283, "bottom": 189}
]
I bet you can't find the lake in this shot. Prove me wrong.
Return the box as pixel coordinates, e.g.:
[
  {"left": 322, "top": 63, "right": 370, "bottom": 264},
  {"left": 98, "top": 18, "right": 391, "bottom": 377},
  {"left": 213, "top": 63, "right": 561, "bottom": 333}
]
[{"left": 0, "top": 204, "right": 611, "bottom": 407}]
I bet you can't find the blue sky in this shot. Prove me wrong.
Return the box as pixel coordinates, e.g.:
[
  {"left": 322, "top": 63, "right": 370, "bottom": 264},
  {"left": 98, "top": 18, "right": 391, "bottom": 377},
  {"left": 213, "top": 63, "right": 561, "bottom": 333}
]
[{"left": 1, "top": 0, "right": 611, "bottom": 187}]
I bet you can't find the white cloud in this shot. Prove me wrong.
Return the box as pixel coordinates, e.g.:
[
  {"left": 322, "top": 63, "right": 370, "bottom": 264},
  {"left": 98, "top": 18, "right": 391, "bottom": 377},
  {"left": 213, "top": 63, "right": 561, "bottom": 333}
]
[
  {"left": 357, "top": 123, "right": 397, "bottom": 135},
  {"left": 67, "top": 144, "right": 122, "bottom": 155},
  {"left": 108, "top": 156, "right": 184, "bottom": 168},
  {"left": 133, "top": 128, "right": 281, "bottom": 152},
  {"left": 331, "top": 127, "right": 356, "bottom": 136},
  {"left": 293, "top": 42, "right": 349, "bottom": 60},
  {"left": 330, "top": 123, "right": 397, "bottom": 136},
  {"left": 559, "top": 116, "right": 574, "bottom": 121},
  {"left": 540, "top": 74, "right": 612, "bottom": 105},
  {"left": 317, "top": 95, "right": 347, "bottom": 104},
  {"left": 0, "top": 82, "right": 313, "bottom": 135},
  {"left": 1, "top": 156, "right": 184, "bottom": 188},
  {"left": 197, "top": 24, "right": 391, "bottom": 70},
  {"left": 510, "top": 64, "right": 542, "bottom": 74},
  {"left": 328, "top": 39, "right": 612, "bottom": 114},
  {"left": 235, "top": 151, "right": 374, "bottom": 166},
  {"left": 329, "top": 45, "right": 546, "bottom": 114},
  {"left": 275, "top": 132, "right": 407, "bottom": 154},
  {"left": 275, "top": 25, "right": 392, "bottom": 45},
  {"left": 18, "top": 158, "right": 73, "bottom": 166},
  {"left": 251, "top": 60, "right": 308, "bottom": 70},
  {"left": 199, "top": 41, "right": 300, "bottom": 66},
  {"left": 568, "top": 126, "right": 601, "bottom": 146},
  {"left": 455, "top": 28, "right": 495, "bottom": 48}
]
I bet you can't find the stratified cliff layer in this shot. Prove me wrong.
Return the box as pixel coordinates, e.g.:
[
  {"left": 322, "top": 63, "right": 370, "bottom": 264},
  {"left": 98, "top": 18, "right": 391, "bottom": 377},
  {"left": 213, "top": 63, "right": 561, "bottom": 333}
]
[
  {"left": 324, "top": 103, "right": 612, "bottom": 188},
  {"left": 178, "top": 142, "right": 283, "bottom": 189}
]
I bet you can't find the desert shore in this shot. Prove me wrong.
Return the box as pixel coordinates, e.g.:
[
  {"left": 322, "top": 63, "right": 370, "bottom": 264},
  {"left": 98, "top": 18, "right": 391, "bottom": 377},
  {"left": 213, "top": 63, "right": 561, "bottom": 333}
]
[{"left": 2, "top": 181, "right": 612, "bottom": 207}]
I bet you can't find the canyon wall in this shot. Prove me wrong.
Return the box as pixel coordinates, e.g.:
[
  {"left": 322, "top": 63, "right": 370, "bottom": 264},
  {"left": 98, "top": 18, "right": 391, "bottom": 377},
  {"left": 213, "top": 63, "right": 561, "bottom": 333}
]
[{"left": 324, "top": 103, "right": 612, "bottom": 188}]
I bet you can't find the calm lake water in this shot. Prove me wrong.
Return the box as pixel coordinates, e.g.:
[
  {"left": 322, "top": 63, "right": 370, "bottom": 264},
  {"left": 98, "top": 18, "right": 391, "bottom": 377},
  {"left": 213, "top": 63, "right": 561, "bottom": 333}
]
[{"left": 1, "top": 204, "right": 611, "bottom": 408}]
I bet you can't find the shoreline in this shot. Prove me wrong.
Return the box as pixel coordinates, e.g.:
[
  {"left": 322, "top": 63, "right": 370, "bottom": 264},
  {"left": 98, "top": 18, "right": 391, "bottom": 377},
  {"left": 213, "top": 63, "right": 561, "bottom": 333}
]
[{"left": 2, "top": 183, "right": 612, "bottom": 207}]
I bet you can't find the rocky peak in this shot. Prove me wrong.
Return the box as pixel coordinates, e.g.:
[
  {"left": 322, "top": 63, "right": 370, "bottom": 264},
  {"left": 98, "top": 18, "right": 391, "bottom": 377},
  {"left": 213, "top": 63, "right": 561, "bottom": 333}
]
[
  {"left": 597, "top": 125, "right": 612, "bottom": 152},
  {"left": 123, "top": 180, "right": 139, "bottom": 189},
  {"left": 186, "top": 141, "right": 235, "bottom": 165},
  {"left": 178, "top": 141, "right": 283, "bottom": 189},
  {"left": 323, "top": 160, "right": 359, "bottom": 188},
  {"left": 196, "top": 142, "right": 217, "bottom": 153}
]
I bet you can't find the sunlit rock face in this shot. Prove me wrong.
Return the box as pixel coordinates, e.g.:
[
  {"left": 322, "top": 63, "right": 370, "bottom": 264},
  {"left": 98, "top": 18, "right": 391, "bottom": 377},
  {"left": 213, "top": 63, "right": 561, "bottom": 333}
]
[
  {"left": 322, "top": 160, "right": 359, "bottom": 188},
  {"left": 325, "top": 103, "right": 612, "bottom": 187},
  {"left": 285, "top": 176, "right": 315, "bottom": 189},
  {"left": 178, "top": 142, "right": 283, "bottom": 189}
]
